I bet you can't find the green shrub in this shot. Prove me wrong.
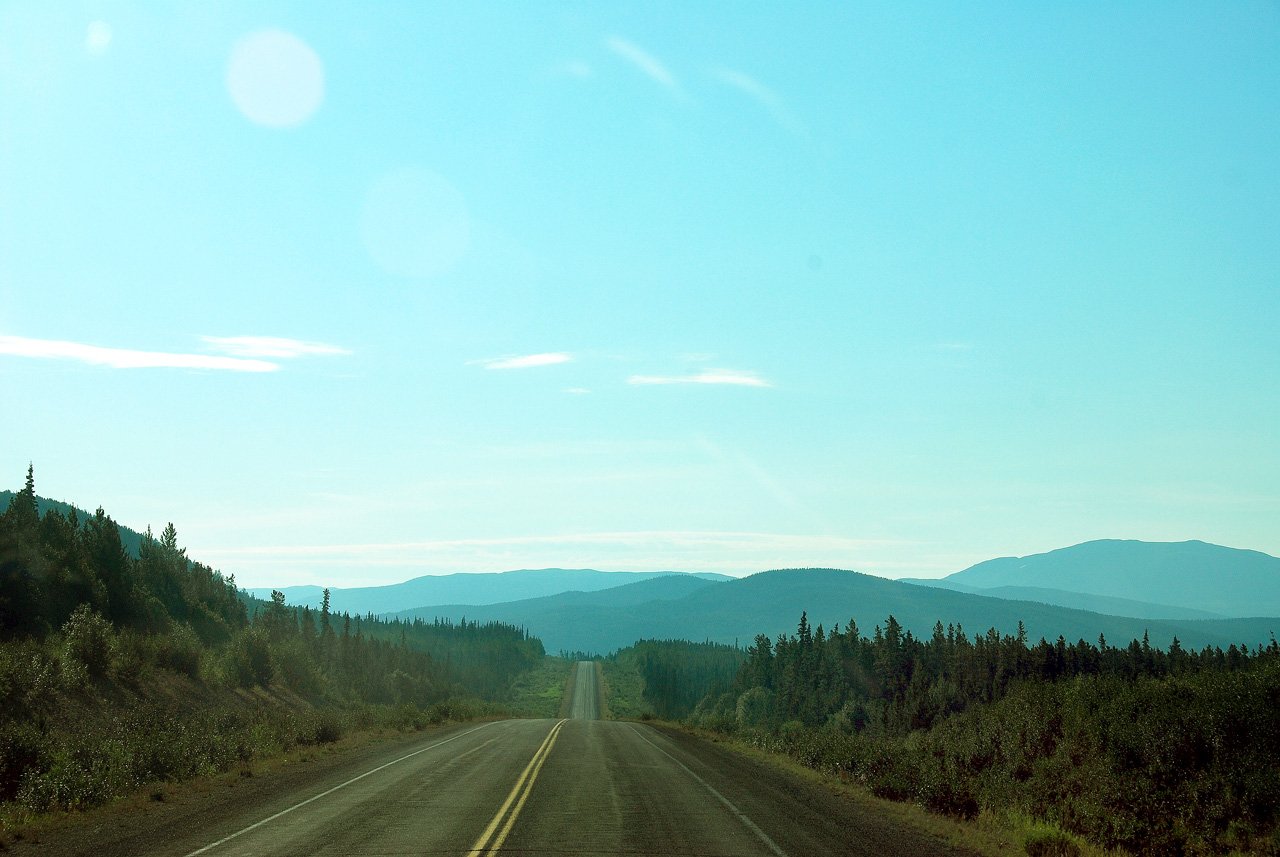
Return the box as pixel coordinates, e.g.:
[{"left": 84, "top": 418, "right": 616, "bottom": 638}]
[
  {"left": 155, "top": 625, "right": 202, "bottom": 678},
  {"left": 61, "top": 606, "right": 113, "bottom": 677},
  {"left": 736, "top": 686, "right": 775, "bottom": 730},
  {"left": 1024, "top": 828, "right": 1080, "bottom": 857},
  {"left": 273, "top": 638, "right": 322, "bottom": 695},
  {"left": 109, "top": 630, "right": 151, "bottom": 687},
  {"left": 0, "top": 720, "right": 45, "bottom": 802},
  {"left": 224, "top": 627, "right": 273, "bottom": 688}
]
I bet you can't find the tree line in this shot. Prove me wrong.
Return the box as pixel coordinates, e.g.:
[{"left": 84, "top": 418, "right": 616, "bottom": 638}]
[
  {"left": 668, "top": 611, "right": 1280, "bottom": 856},
  {"left": 0, "top": 468, "right": 544, "bottom": 815}
]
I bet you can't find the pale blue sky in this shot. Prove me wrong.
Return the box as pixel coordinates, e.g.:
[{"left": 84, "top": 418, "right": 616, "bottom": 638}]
[{"left": 2, "top": 2, "right": 1277, "bottom": 588}]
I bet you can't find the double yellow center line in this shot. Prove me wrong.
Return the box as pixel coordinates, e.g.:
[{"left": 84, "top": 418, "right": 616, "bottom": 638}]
[{"left": 467, "top": 719, "right": 568, "bottom": 856}]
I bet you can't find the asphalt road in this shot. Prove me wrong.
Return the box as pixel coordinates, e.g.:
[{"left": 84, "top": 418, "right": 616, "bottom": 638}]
[
  {"left": 567, "top": 659, "right": 601, "bottom": 720},
  {"left": 22, "top": 662, "right": 969, "bottom": 857}
]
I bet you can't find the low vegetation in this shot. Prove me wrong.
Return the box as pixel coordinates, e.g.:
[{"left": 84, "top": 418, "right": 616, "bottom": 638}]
[
  {"left": 505, "top": 656, "right": 574, "bottom": 718},
  {"left": 0, "top": 470, "right": 539, "bottom": 828},
  {"left": 598, "top": 655, "right": 648, "bottom": 720},
  {"left": 603, "top": 639, "right": 745, "bottom": 720},
  {"left": 637, "top": 613, "right": 1280, "bottom": 856}
]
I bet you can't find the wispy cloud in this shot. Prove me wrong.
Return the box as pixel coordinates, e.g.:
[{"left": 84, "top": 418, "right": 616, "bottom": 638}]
[
  {"left": 471, "top": 352, "right": 572, "bottom": 370},
  {"left": 0, "top": 335, "right": 277, "bottom": 372},
  {"left": 195, "top": 531, "right": 916, "bottom": 583},
  {"left": 202, "top": 336, "right": 350, "bottom": 358},
  {"left": 710, "top": 66, "right": 802, "bottom": 133},
  {"left": 563, "top": 388, "right": 592, "bottom": 394},
  {"left": 561, "top": 60, "right": 592, "bottom": 78},
  {"left": 628, "top": 368, "right": 772, "bottom": 387},
  {"left": 606, "top": 36, "right": 685, "bottom": 98}
]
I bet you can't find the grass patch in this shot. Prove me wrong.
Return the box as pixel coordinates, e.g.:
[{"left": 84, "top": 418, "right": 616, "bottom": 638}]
[
  {"left": 594, "top": 662, "right": 610, "bottom": 720},
  {"left": 599, "top": 655, "right": 649, "bottom": 720},
  {"left": 504, "top": 657, "right": 573, "bottom": 718}
]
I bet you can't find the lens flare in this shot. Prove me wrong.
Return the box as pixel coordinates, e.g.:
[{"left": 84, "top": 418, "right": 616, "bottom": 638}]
[{"left": 226, "top": 29, "right": 324, "bottom": 128}]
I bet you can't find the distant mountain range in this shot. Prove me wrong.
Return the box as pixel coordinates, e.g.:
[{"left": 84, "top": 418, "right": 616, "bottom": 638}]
[
  {"left": 10, "top": 488, "right": 1276, "bottom": 658},
  {"left": 901, "top": 539, "right": 1280, "bottom": 618},
  {"left": 389, "top": 566, "right": 1279, "bottom": 655},
  {"left": 248, "top": 569, "right": 732, "bottom": 616}
]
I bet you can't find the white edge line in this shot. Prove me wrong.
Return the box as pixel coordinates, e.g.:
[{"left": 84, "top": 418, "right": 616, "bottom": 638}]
[
  {"left": 627, "top": 723, "right": 789, "bottom": 857},
  {"left": 183, "top": 721, "right": 499, "bottom": 857}
]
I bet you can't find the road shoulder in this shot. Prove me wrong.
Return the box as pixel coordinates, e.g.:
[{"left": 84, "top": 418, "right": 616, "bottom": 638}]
[
  {"left": 3, "top": 719, "right": 499, "bottom": 857},
  {"left": 646, "top": 723, "right": 1034, "bottom": 857}
]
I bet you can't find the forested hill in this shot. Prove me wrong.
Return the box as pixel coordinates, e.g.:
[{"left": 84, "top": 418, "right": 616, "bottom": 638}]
[
  {"left": 400, "top": 567, "right": 1280, "bottom": 655},
  {"left": 0, "top": 489, "right": 145, "bottom": 558},
  {"left": 0, "top": 475, "right": 543, "bottom": 699},
  {"left": 252, "top": 568, "right": 732, "bottom": 616},
  {"left": 910, "top": 539, "right": 1280, "bottom": 617}
]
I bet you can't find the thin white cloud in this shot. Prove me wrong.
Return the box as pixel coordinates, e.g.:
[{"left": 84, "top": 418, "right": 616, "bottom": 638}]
[
  {"left": 563, "top": 388, "right": 592, "bottom": 394},
  {"left": 561, "top": 60, "right": 592, "bottom": 78},
  {"left": 195, "top": 531, "right": 914, "bottom": 583},
  {"left": 472, "top": 352, "right": 572, "bottom": 370},
  {"left": 0, "top": 335, "right": 277, "bottom": 372},
  {"left": 606, "top": 36, "right": 684, "bottom": 98},
  {"left": 628, "top": 368, "right": 772, "bottom": 388},
  {"left": 710, "top": 66, "right": 802, "bottom": 133},
  {"left": 203, "top": 336, "right": 350, "bottom": 358}
]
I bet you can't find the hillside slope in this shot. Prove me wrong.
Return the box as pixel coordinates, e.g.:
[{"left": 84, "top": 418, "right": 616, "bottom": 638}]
[
  {"left": 0, "top": 489, "right": 145, "bottom": 557},
  {"left": 392, "top": 567, "right": 1280, "bottom": 655},
  {"left": 901, "top": 579, "right": 1226, "bottom": 620},
  {"left": 255, "top": 569, "right": 730, "bottom": 615}
]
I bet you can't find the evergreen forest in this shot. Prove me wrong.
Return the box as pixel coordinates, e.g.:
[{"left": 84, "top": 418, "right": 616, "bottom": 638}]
[
  {"left": 646, "top": 612, "right": 1280, "bottom": 856},
  {"left": 0, "top": 468, "right": 542, "bottom": 818}
]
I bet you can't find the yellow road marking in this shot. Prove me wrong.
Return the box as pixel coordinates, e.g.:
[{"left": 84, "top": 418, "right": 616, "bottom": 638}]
[
  {"left": 486, "top": 720, "right": 564, "bottom": 853},
  {"left": 467, "top": 719, "right": 567, "bottom": 856}
]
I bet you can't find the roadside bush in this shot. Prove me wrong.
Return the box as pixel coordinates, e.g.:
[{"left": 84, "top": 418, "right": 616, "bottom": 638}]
[
  {"left": 295, "top": 709, "right": 345, "bottom": 745},
  {"left": 736, "top": 686, "right": 774, "bottom": 729},
  {"left": 61, "top": 606, "right": 112, "bottom": 677},
  {"left": 224, "top": 627, "right": 273, "bottom": 688},
  {"left": 0, "top": 720, "right": 45, "bottom": 802},
  {"left": 273, "top": 638, "right": 322, "bottom": 695},
  {"left": 109, "top": 629, "right": 151, "bottom": 687},
  {"left": 155, "top": 624, "right": 202, "bottom": 678},
  {"left": 1023, "top": 828, "right": 1080, "bottom": 857}
]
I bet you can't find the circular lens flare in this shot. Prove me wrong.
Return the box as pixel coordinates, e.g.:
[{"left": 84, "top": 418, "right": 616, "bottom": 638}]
[{"left": 226, "top": 29, "right": 324, "bottom": 128}]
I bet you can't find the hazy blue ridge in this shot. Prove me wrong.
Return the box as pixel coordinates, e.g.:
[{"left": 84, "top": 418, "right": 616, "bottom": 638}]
[
  {"left": 388, "top": 572, "right": 725, "bottom": 620},
  {"left": 391, "top": 568, "right": 1280, "bottom": 655},
  {"left": 897, "top": 579, "right": 1225, "bottom": 620},
  {"left": 940, "top": 539, "right": 1280, "bottom": 617},
  {"left": 254, "top": 569, "right": 731, "bottom": 616}
]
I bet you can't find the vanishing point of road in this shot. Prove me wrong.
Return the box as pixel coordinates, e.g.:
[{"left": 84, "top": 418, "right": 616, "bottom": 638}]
[{"left": 21, "top": 663, "right": 970, "bottom": 857}]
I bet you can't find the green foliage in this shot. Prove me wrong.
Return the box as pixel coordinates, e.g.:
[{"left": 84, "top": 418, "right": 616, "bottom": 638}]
[
  {"left": 60, "top": 606, "right": 112, "bottom": 677},
  {"left": 685, "top": 610, "right": 1280, "bottom": 855},
  {"left": 599, "top": 655, "right": 648, "bottom": 720},
  {"left": 1023, "top": 829, "right": 1080, "bottom": 857},
  {"left": 613, "top": 639, "right": 745, "bottom": 720},
  {"left": 505, "top": 657, "right": 574, "bottom": 718},
  {"left": 0, "top": 469, "right": 546, "bottom": 821}
]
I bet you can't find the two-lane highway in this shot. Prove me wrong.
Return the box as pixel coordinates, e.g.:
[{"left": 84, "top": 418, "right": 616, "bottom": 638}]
[
  {"left": 23, "top": 662, "right": 970, "bottom": 857},
  {"left": 567, "top": 659, "right": 601, "bottom": 721}
]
